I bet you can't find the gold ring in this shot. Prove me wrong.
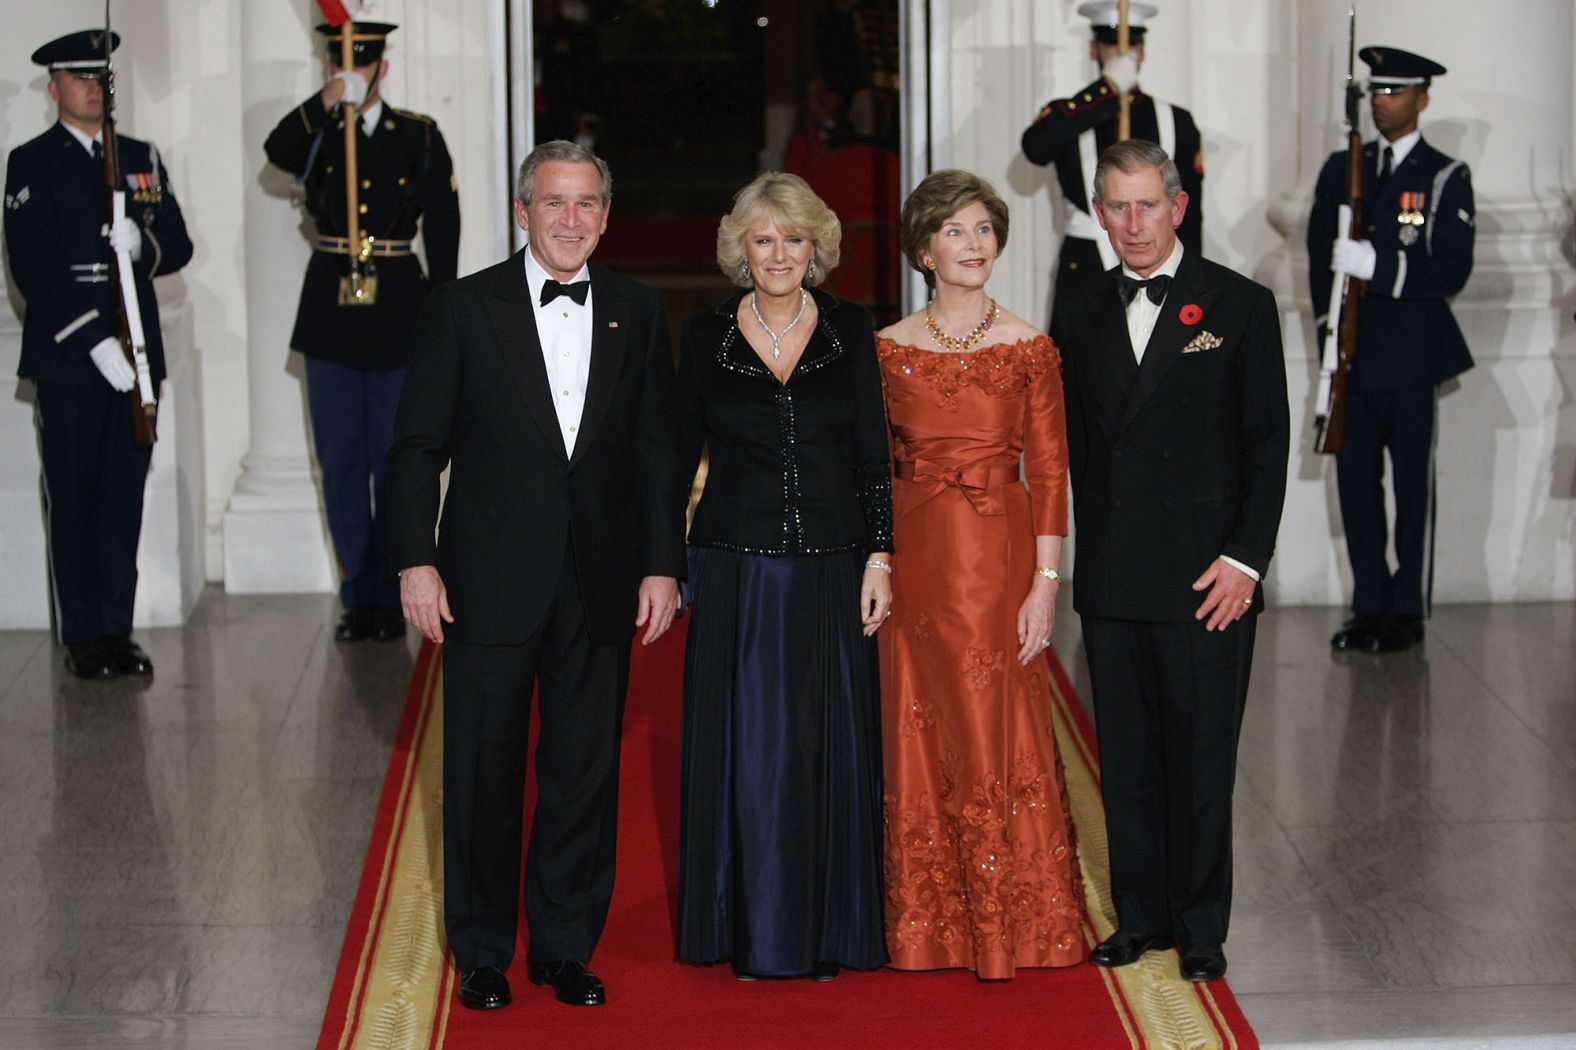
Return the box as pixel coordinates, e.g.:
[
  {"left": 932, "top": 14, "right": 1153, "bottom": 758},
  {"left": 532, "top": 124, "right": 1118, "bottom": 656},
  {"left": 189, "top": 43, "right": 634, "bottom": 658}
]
[{"left": 1241, "top": 597, "right": 1252, "bottom": 606}]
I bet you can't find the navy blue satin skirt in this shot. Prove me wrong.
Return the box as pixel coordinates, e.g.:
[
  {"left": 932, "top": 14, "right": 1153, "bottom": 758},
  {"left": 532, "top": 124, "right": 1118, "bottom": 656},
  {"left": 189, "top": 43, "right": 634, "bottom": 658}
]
[{"left": 675, "top": 546, "right": 888, "bottom": 975}]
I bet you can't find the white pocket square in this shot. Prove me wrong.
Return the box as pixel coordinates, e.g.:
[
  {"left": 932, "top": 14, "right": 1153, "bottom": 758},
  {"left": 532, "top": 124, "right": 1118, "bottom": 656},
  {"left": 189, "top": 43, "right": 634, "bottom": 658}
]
[{"left": 1181, "top": 330, "right": 1223, "bottom": 354}]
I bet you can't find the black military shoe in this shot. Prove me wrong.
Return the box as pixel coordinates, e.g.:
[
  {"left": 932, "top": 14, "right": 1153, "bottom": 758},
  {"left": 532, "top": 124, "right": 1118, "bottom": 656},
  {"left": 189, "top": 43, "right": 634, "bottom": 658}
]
[
  {"left": 105, "top": 636, "right": 154, "bottom": 675},
  {"left": 1371, "top": 614, "right": 1424, "bottom": 653},
  {"left": 528, "top": 960, "right": 606, "bottom": 1005},
  {"left": 1330, "top": 613, "right": 1382, "bottom": 652},
  {"left": 371, "top": 607, "right": 407, "bottom": 642},
  {"left": 456, "top": 966, "right": 510, "bottom": 1010},
  {"left": 64, "top": 641, "right": 119, "bottom": 680},
  {"left": 334, "top": 608, "right": 375, "bottom": 642}
]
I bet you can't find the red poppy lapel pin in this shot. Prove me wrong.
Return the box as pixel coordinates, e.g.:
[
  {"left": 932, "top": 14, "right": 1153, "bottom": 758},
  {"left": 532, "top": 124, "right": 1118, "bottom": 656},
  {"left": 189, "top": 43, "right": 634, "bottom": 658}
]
[{"left": 1179, "top": 303, "right": 1203, "bottom": 326}]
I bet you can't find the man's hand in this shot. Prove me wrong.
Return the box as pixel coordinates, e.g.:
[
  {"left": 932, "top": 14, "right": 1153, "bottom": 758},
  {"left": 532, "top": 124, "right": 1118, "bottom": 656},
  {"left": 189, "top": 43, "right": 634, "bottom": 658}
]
[
  {"left": 88, "top": 337, "right": 135, "bottom": 392},
  {"left": 321, "top": 70, "right": 368, "bottom": 111},
  {"left": 1102, "top": 52, "right": 1140, "bottom": 95},
  {"left": 106, "top": 216, "right": 142, "bottom": 261},
  {"left": 1191, "top": 558, "right": 1257, "bottom": 631},
  {"left": 635, "top": 575, "right": 680, "bottom": 646},
  {"left": 400, "top": 565, "right": 453, "bottom": 643},
  {"left": 1331, "top": 237, "right": 1377, "bottom": 281}
]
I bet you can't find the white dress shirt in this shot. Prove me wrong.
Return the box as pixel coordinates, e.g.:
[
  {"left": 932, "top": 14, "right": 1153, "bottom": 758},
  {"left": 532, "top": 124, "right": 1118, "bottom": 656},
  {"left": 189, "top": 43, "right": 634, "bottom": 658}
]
[
  {"left": 358, "top": 99, "right": 384, "bottom": 136},
  {"left": 523, "top": 247, "right": 594, "bottom": 455},
  {"left": 1122, "top": 239, "right": 1184, "bottom": 364},
  {"left": 1379, "top": 128, "right": 1421, "bottom": 175},
  {"left": 60, "top": 121, "right": 103, "bottom": 157}
]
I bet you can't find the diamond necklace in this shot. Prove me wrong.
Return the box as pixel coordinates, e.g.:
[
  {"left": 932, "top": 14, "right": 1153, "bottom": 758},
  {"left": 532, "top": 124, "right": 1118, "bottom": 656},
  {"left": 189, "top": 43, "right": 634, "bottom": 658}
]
[
  {"left": 750, "top": 289, "right": 809, "bottom": 360},
  {"left": 925, "top": 297, "right": 999, "bottom": 353}
]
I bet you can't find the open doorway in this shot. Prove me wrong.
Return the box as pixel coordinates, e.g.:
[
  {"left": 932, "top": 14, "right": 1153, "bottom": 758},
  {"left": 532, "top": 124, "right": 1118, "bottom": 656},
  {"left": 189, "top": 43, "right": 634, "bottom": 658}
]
[{"left": 519, "top": 0, "right": 905, "bottom": 333}]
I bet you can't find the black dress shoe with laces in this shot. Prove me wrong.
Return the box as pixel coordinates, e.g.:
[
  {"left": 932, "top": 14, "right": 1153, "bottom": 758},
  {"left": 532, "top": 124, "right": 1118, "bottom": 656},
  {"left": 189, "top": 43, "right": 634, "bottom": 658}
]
[
  {"left": 1330, "top": 613, "right": 1381, "bottom": 652},
  {"left": 334, "top": 608, "right": 375, "bottom": 642},
  {"left": 456, "top": 966, "right": 511, "bottom": 1010},
  {"left": 528, "top": 960, "right": 606, "bottom": 1005},
  {"left": 371, "top": 607, "right": 407, "bottom": 642},
  {"left": 1088, "top": 928, "right": 1174, "bottom": 968},
  {"left": 105, "top": 636, "right": 154, "bottom": 675},
  {"left": 64, "top": 641, "right": 119, "bottom": 679},
  {"left": 1179, "top": 945, "right": 1228, "bottom": 981}
]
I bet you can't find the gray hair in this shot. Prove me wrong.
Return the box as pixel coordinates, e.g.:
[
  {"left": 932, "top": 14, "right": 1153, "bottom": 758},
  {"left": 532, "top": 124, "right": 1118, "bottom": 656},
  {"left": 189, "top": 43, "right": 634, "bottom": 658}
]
[
  {"left": 515, "top": 140, "right": 612, "bottom": 204},
  {"left": 1091, "top": 139, "right": 1182, "bottom": 204}
]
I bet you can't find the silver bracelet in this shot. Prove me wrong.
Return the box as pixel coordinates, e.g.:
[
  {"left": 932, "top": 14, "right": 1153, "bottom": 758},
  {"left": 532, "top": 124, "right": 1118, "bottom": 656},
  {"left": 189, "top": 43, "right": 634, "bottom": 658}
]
[{"left": 865, "top": 560, "right": 892, "bottom": 574}]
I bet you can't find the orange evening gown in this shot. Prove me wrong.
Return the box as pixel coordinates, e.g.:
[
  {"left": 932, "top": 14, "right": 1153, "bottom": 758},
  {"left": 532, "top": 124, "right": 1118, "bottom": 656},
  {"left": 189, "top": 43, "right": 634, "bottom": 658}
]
[{"left": 875, "top": 335, "right": 1086, "bottom": 978}]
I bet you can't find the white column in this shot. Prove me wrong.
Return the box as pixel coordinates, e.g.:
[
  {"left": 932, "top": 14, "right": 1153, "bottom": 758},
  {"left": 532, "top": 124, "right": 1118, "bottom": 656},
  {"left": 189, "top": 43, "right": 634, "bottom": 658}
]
[
  {"left": 1262, "top": 0, "right": 1576, "bottom": 605},
  {"left": 222, "top": 4, "right": 336, "bottom": 594}
]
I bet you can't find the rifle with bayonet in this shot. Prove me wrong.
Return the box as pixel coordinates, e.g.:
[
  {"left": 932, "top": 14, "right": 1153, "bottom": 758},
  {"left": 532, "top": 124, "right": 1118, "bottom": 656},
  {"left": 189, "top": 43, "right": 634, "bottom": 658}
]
[
  {"left": 99, "top": 0, "right": 157, "bottom": 444},
  {"left": 1314, "top": 5, "right": 1362, "bottom": 455}
]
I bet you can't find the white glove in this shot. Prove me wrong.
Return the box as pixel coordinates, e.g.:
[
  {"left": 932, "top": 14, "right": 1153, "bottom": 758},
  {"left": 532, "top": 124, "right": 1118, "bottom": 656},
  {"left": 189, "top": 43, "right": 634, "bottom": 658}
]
[
  {"left": 1102, "top": 52, "right": 1140, "bottom": 95},
  {"left": 107, "top": 215, "right": 142, "bottom": 261},
  {"left": 89, "top": 337, "right": 136, "bottom": 392},
  {"left": 331, "top": 70, "right": 368, "bottom": 109},
  {"left": 1331, "top": 237, "right": 1377, "bottom": 280}
]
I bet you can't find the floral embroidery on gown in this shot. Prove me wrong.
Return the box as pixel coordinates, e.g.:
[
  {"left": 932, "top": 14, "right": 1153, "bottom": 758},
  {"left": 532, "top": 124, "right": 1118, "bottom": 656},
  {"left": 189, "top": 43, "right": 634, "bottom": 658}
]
[{"left": 876, "top": 336, "right": 1086, "bottom": 978}]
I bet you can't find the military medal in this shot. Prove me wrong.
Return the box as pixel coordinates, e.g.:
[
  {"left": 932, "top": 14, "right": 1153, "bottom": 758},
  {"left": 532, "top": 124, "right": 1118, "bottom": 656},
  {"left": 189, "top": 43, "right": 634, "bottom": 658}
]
[{"left": 1397, "top": 191, "right": 1425, "bottom": 245}]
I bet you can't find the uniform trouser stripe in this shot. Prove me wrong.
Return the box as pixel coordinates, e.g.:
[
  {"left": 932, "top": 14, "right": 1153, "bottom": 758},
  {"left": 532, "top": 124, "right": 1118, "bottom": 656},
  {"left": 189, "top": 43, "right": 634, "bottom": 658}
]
[{"left": 1423, "top": 392, "right": 1439, "bottom": 617}]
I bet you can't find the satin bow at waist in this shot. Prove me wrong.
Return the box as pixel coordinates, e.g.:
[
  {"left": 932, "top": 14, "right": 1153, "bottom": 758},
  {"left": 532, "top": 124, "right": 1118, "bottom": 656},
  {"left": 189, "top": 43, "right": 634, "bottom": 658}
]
[{"left": 894, "top": 455, "right": 1022, "bottom": 515}]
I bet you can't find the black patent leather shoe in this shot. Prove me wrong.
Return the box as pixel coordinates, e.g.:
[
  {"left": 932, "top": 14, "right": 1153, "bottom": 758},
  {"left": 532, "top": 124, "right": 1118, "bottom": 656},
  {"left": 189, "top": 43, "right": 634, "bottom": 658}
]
[
  {"left": 105, "top": 636, "right": 154, "bottom": 676},
  {"left": 1371, "top": 614, "right": 1423, "bottom": 653},
  {"left": 371, "top": 607, "right": 407, "bottom": 642},
  {"left": 1089, "top": 928, "right": 1174, "bottom": 968},
  {"left": 64, "top": 641, "right": 119, "bottom": 680},
  {"left": 1330, "top": 613, "right": 1382, "bottom": 652},
  {"left": 811, "top": 961, "right": 839, "bottom": 982},
  {"left": 457, "top": 965, "right": 510, "bottom": 1010},
  {"left": 528, "top": 960, "right": 606, "bottom": 1005},
  {"left": 334, "top": 608, "right": 375, "bottom": 642},
  {"left": 1179, "top": 945, "right": 1228, "bottom": 981}
]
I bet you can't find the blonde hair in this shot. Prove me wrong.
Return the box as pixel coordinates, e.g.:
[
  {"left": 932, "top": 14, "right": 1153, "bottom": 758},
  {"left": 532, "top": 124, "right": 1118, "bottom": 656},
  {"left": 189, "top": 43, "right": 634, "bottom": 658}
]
[
  {"left": 900, "top": 169, "right": 1011, "bottom": 289},
  {"left": 716, "top": 172, "right": 842, "bottom": 288}
]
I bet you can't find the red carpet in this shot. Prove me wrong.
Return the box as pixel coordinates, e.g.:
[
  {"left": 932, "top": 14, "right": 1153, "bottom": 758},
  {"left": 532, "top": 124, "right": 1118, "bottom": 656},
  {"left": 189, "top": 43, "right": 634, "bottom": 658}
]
[{"left": 318, "top": 624, "right": 1257, "bottom": 1050}]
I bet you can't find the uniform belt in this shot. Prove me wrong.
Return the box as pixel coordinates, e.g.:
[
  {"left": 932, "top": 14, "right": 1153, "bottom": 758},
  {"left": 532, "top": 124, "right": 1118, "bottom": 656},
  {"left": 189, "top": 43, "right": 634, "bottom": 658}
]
[
  {"left": 894, "top": 455, "right": 1022, "bottom": 516},
  {"left": 315, "top": 236, "right": 415, "bottom": 257}
]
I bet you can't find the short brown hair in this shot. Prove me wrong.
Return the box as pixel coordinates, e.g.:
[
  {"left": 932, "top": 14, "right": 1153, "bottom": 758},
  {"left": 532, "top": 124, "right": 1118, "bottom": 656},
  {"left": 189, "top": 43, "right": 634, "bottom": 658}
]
[
  {"left": 900, "top": 169, "right": 1010, "bottom": 288},
  {"left": 716, "top": 172, "right": 842, "bottom": 288}
]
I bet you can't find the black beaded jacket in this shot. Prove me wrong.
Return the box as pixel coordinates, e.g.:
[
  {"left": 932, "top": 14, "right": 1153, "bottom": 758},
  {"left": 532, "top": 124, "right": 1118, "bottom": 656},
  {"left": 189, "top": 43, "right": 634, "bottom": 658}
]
[{"left": 678, "top": 289, "right": 894, "bottom": 555}]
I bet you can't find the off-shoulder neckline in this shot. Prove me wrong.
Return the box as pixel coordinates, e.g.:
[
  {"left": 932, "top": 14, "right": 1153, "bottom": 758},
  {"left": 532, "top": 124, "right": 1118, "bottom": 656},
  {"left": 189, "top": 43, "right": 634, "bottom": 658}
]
[{"left": 875, "top": 334, "right": 1053, "bottom": 355}]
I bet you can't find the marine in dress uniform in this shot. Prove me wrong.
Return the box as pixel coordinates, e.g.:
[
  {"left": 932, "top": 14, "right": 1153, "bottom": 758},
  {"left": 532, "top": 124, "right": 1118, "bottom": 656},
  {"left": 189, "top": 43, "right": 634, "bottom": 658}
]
[
  {"left": 1022, "top": 1, "right": 1203, "bottom": 328},
  {"left": 1307, "top": 47, "right": 1473, "bottom": 654},
  {"left": 264, "top": 21, "right": 461, "bottom": 642},
  {"left": 4, "top": 30, "right": 192, "bottom": 679}
]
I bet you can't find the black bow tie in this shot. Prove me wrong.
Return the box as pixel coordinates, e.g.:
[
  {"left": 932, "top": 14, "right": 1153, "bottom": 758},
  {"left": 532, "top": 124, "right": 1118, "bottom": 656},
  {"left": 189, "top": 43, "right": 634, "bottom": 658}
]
[
  {"left": 540, "top": 279, "right": 590, "bottom": 306},
  {"left": 1118, "top": 273, "right": 1172, "bottom": 307}
]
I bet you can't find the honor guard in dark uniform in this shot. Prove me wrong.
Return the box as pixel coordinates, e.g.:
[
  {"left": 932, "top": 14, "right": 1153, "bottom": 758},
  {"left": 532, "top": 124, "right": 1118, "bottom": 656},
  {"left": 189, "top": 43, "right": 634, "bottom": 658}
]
[
  {"left": 1022, "top": 1, "right": 1203, "bottom": 327},
  {"left": 1308, "top": 47, "right": 1474, "bottom": 654},
  {"left": 264, "top": 21, "right": 461, "bottom": 642},
  {"left": 4, "top": 30, "right": 192, "bottom": 679}
]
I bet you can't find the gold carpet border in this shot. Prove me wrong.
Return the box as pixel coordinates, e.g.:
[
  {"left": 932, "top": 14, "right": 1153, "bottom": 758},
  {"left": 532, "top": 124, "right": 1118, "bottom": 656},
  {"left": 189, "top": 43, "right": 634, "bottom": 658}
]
[
  {"left": 1050, "top": 670, "right": 1239, "bottom": 1050},
  {"left": 341, "top": 652, "right": 451, "bottom": 1050}
]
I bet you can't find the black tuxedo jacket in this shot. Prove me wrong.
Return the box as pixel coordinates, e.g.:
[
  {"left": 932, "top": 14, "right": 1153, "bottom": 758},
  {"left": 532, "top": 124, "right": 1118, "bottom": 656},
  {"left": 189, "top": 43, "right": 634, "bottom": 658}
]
[
  {"left": 1053, "top": 249, "right": 1289, "bottom": 623},
  {"left": 387, "top": 252, "right": 687, "bottom": 646}
]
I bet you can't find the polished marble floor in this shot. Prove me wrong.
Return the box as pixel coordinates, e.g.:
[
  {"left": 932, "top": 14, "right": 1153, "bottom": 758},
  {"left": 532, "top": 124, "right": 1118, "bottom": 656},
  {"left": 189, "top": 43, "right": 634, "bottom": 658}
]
[{"left": 0, "top": 589, "right": 1572, "bottom": 1048}]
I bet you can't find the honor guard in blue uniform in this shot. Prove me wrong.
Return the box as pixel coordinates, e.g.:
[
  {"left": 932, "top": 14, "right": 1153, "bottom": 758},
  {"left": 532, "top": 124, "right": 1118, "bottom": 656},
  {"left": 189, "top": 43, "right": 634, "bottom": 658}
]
[
  {"left": 1022, "top": 1, "right": 1203, "bottom": 327},
  {"left": 1308, "top": 47, "right": 1474, "bottom": 653},
  {"left": 264, "top": 21, "right": 461, "bottom": 642},
  {"left": 4, "top": 29, "right": 192, "bottom": 679}
]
